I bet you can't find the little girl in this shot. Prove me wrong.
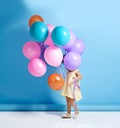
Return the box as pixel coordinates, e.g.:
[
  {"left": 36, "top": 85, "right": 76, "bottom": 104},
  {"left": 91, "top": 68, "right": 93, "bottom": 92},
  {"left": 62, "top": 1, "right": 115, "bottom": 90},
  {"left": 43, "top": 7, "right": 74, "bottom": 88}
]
[{"left": 61, "top": 69, "right": 82, "bottom": 119}]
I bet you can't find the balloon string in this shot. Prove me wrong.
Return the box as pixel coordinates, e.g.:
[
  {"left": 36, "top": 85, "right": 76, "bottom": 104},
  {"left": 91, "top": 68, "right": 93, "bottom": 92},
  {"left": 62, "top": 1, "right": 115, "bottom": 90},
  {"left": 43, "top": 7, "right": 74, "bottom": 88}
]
[
  {"left": 38, "top": 43, "right": 47, "bottom": 60},
  {"left": 56, "top": 64, "right": 66, "bottom": 79},
  {"left": 55, "top": 46, "right": 67, "bottom": 79}
]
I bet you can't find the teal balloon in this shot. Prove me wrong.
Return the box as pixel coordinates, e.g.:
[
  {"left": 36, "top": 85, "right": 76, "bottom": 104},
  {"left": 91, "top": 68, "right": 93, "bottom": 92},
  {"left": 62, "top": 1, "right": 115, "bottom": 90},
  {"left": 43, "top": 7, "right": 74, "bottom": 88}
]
[
  {"left": 51, "top": 26, "right": 70, "bottom": 46},
  {"left": 30, "top": 22, "right": 48, "bottom": 42}
]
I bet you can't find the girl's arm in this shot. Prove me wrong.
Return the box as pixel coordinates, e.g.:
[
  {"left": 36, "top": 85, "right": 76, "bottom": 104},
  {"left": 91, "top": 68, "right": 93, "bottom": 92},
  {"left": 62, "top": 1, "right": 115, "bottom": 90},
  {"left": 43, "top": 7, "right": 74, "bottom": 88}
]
[{"left": 75, "top": 71, "right": 82, "bottom": 81}]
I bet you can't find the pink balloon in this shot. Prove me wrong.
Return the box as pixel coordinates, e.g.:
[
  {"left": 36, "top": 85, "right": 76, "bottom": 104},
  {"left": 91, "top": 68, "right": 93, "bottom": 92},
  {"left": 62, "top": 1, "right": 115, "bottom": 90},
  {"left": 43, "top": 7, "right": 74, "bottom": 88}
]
[
  {"left": 44, "top": 46, "right": 63, "bottom": 67},
  {"left": 47, "top": 24, "right": 54, "bottom": 32},
  {"left": 23, "top": 41, "right": 41, "bottom": 59},
  {"left": 44, "top": 24, "right": 55, "bottom": 46},
  {"left": 28, "top": 58, "right": 47, "bottom": 77}
]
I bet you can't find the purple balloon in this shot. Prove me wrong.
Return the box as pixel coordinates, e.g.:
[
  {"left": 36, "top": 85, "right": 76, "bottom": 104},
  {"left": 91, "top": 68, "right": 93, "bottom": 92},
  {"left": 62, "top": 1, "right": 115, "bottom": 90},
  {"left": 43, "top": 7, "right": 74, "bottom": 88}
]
[
  {"left": 68, "top": 39, "right": 85, "bottom": 55},
  {"left": 62, "top": 30, "right": 76, "bottom": 50},
  {"left": 63, "top": 51, "right": 82, "bottom": 70}
]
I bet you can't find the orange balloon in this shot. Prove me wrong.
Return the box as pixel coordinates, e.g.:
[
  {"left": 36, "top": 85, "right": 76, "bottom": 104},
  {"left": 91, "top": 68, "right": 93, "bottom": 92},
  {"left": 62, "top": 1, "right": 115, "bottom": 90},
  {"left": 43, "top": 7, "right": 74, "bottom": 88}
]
[
  {"left": 29, "top": 15, "right": 44, "bottom": 26},
  {"left": 48, "top": 73, "right": 64, "bottom": 91}
]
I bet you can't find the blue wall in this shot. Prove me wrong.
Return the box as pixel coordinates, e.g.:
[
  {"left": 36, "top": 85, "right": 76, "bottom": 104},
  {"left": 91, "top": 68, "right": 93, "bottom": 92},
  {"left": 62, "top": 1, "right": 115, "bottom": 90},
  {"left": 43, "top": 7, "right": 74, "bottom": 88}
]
[{"left": 0, "top": 0, "right": 120, "bottom": 111}]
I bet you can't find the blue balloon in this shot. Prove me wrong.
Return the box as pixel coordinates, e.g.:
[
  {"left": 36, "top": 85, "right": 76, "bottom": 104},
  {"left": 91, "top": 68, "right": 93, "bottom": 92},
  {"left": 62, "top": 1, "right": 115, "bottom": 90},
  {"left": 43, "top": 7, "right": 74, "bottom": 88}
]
[
  {"left": 51, "top": 26, "right": 70, "bottom": 46},
  {"left": 30, "top": 22, "right": 48, "bottom": 42}
]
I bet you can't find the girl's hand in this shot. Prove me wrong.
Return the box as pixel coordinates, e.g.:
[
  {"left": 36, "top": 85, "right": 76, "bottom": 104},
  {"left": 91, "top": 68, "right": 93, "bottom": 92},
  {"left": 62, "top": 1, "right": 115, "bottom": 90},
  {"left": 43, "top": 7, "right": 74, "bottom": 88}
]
[
  {"left": 72, "top": 77, "right": 79, "bottom": 82},
  {"left": 73, "top": 77, "right": 79, "bottom": 82},
  {"left": 75, "top": 71, "right": 82, "bottom": 80},
  {"left": 72, "top": 71, "right": 82, "bottom": 81},
  {"left": 72, "top": 77, "right": 76, "bottom": 80}
]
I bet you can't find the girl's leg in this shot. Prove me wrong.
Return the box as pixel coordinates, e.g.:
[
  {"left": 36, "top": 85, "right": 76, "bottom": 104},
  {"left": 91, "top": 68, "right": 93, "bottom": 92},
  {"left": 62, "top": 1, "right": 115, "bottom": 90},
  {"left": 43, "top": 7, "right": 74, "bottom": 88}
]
[
  {"left": 70, "top": 98, "right": 79, "bottom": 112},
  {"left": 62, "top": 96, "right": 71, "bottom": 118},
  {"left": 66, "top": 96, "right": 71, "bottom": 114},
  {"left": 70, "top": 99, "right": 79, "bottom": 119}
]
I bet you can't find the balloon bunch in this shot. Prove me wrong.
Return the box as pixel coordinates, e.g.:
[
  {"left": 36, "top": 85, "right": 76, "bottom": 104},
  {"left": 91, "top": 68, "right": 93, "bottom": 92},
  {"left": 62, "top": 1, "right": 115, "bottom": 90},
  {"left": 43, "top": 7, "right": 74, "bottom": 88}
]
[{"left": 22, "top": 15, "right": 85, "bottom": 90}]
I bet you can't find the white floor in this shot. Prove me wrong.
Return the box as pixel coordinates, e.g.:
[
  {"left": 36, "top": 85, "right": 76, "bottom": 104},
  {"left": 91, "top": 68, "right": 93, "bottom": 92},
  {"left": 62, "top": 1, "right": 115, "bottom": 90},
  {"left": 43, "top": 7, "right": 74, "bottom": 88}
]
[{"left": 0, "top": 111, "right": 120, "bottom": 128}]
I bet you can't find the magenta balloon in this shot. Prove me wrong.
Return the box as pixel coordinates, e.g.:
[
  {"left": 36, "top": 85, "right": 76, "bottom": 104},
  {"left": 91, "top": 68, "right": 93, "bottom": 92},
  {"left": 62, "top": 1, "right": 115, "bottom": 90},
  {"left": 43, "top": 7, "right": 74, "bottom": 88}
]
[
  {"left": 44, "top": 24, "right": 55, "bottom": 46},
  {"left": 62, "top": 30, "right": 76, "bottom": 50},
  {"left": 68, "top": 39, "right": 85, "bottom": 55},
  {"left": 23, "top": 41, "right": 41, "bottom": 59},
  {"left": 44, "top": 46, "right": 63, "bottom": 67},
  {"left": 64, "top": 51, "right": 82, "bottom": 70},
  {"left": 28, "top": 58, "right": 47, "bottom": 77}
]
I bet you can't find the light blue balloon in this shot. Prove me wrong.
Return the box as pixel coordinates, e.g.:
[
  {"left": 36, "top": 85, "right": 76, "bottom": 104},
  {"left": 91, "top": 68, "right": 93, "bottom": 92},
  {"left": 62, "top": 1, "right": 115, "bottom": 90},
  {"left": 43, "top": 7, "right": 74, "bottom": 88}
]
[
  {"left": 30, "top": 22, "right": 48, "bottom": 42},
  {"left": 51, "top": 26, "right": 70, "bottom": 46}
]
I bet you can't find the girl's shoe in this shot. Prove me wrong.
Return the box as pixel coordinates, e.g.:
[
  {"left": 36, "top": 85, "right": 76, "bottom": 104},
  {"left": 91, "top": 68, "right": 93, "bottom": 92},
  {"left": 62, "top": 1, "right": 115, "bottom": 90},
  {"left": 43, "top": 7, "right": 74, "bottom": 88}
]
[
  {"left": 62, "top": 113, "right": 71, "bottom": 119},
  {"left": 73, "top": 111, "right": 79, "bottom": 119}
]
